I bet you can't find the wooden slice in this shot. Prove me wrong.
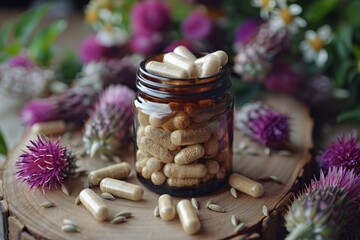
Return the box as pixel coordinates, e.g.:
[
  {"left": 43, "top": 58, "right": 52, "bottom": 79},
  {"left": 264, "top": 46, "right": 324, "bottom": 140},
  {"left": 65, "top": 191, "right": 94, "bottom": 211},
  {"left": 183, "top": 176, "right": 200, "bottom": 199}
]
[{"left": 1, "top": 94, "right": 313, "bottom": 240}]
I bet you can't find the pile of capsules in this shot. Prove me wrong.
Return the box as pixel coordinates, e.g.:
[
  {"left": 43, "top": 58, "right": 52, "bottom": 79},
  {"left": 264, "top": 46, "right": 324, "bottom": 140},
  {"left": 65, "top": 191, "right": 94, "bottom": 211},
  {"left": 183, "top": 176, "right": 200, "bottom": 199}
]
[{"left": 136, "top": 46, "right": 232, "bottom": 188}]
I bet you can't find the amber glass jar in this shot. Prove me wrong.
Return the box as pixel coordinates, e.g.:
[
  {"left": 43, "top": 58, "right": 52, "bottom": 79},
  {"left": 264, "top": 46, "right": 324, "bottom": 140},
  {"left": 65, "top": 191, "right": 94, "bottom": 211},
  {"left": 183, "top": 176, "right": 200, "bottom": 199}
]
[{"left": 133, "top": 53, "right": 234, "bottom": 197}]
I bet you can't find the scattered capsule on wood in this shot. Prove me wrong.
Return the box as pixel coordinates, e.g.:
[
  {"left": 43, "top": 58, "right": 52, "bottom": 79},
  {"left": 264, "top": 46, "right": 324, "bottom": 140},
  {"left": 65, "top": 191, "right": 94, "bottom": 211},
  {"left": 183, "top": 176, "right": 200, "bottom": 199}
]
[
  {"left": 79, "top": 189, "right": 109, "bottom": 221},
  {"left": 158, "top": 194, "right": 176, "bottom": 221},
  {"left": 88, "top": 162, "right": 131, "bottom": 186},
  {"left": 228, "top": 173, "right": 264, "bottom": 198},
  {"left": 100, "top": 178, "right": 144, "bottom": 201},
  {"left": 177, "top": 199, "right": 201, "bottom": 235}
]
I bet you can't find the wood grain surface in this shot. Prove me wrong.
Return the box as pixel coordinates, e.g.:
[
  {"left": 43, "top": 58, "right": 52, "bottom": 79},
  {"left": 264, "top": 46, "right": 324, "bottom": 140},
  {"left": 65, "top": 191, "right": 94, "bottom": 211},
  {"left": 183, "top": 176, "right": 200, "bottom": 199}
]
[{"left": 2, "top": 94, "right": 313, "bottom": 240}]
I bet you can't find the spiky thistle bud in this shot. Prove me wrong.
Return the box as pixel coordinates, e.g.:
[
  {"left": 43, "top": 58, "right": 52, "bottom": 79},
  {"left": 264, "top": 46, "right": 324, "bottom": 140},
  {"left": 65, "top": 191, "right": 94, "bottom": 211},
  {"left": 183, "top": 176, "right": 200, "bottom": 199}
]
[
  {"left": 20, "top": 98, "right": 59, "bottom": 127},
  {"left": 83, "top": 85, "right": 135, "bottom": 160},
  {"left": 235, "top": 102, "right": 290, "bottom": 148},
  {"left": 317, "top": 132, "right": 360, "bottom": 175},
  {"left": 15, "top": 136, "right": 76, "bottom": 193}
]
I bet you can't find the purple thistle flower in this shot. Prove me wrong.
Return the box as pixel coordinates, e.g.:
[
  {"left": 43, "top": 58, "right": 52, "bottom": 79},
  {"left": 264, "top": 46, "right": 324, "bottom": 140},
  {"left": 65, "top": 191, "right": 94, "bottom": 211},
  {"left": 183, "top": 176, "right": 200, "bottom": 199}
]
[
  {"left": 264, "top": 61, "right": 302, "bottom": 94},
  {"left": 317, "top": 132, "right": 360, "bottom": 175},
  {"left": 15, "top": 136, "right": 76, "bottom": 193},
  {"left": 79, "top": 35, "right": 110, "bottom": 63},
  {"left": 181, "top": 11, "right": 213, "bottom": 40},
  {"left": 8, "top": 55, "right": 35, "bottom": 68},
  {"left": 131, "top": 0, "right": 171, "bottom": 35},
  {"left": 20, "top": 98, "right": 59, "bottom": 127},
  {"left": 235, "top": 102, "right": 290, "bottom": 148},
  {"left": 83, "top": 85, "right": 135, "bottom": 159},
  {"left": 130, "top": 32, "right": 164, "bottom": 56},
  {"left": 234, "top": 19, "right": 262, "bottom": 44}
]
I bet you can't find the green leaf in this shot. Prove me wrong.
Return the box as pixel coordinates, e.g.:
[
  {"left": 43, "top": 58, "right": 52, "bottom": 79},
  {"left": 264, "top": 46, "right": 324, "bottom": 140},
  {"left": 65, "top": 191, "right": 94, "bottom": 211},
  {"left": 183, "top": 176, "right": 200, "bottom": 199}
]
[
  {"left": 335, "top": 60, "right": 352, "bottom": 88},
  {"left": 14, "top": 4, "right": 49, "bottom": 45},
  {"left": 0, "top": 21, "right": 12, "bottom": 52},
  {"left": 304, "top": 0, "right": 338, "bottom": 23},
  {"left": 0, "top": 130, "right": 7, "bottom": 156},
  {"left": 28, "top": 20, "right": 67, "bottom": 65},
  {"left": 337, "top": 107, "right": 360, "bottom": 122},
  {"left": 4, "top": 42, "right": 22, "bottom": 56},
  {"left": 351, "top": 45, "right": 360, "bottom": 60},
  {"left": 346, "top": 1, "right": 360, "bottom": 27},
  {"left": 338, "top": 24, "right": 353, "bottom": 50},
  {"left": 168, "top": 0, "right": 193, "bottom": 22}
]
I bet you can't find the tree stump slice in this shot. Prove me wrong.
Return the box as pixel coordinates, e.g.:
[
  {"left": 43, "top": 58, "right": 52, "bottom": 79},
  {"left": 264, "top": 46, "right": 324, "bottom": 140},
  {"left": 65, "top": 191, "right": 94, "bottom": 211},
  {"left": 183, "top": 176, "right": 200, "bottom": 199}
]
[{"left": 1, "top": 94, "right": 313, "bottom": 240}]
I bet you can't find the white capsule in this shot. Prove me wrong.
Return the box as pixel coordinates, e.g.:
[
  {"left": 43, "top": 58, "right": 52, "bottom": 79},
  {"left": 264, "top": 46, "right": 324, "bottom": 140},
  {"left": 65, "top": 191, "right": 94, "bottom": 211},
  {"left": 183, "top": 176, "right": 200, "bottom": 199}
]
[
  {"left": 212, "top": 50, "right": 228, "bottom": 66},
  {"left": 163, "top": 52, "right": 198, "bottom": 78},
  {"left": 200, "top": 54, "right": 221, "bottom": 78},
  {"left": 173, "top": 46, "right": 196, "bottom": 61},
  {"left": 146, "top": 61, "right": 189, "bottom": 78}
]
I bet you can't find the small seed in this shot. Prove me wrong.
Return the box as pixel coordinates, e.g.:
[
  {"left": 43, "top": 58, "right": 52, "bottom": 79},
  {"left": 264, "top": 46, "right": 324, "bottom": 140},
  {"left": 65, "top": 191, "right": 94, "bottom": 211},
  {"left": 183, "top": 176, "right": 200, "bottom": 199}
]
[
  {"left": 239, "top": 142, "right": 247, "bottom": 151},
  {"left": 74, "top": 195, "right": 81, "bottom": 205},
  {"left": 154, "top": 206, "right": 159, "bottom": 217},
  {"left": 258, "top": 175, "right": 283, "bottom": 185},
  {"left": 262, "top": 205, "right": 269, "bottom": 217},
  {"left": 205, "top": 200, "right": 213, "bottom": 208},
  {"left": 110, "top": 216, "right": 126, "bottom": 224},
  {"left": 208, "top": 203, "right": 226, "bottom": 213},
  {"left": 63, "top": 219, "right": 75, "bottom": 225},
  {"left": 264, "top": 147, "right": 271, "bottom": 156},
  {"left": 40, "top": 201, "right": 54, "bottom": 208},
  {"left": 191, "top": 198, "right": 199, "bottom": 210},
  {"left": 114, "top": 211, "right": 133, "bottom": 219},
  {"left": 230, "top": 188, "right": 238, "bottom": 198},
  {"left": 61, "top": 184, "right": 70, "bottom": 196},
  {"left": 101, "top": 192, "right": 115, "bottom": 200},
  {"left": 231, "top": 215, "right": 238, "bottom": 227},
  {"left": 61, "top": 224, "right": 79, "bottom": 233},
  {"left": 279, "top": 150, "right": 292, "bottom": 157},
  {"left": 234, "top": 223, "right": 245, "bottom": 233},
  {"left": 244, "top": 148, "right": 258, "bottom": 156}
]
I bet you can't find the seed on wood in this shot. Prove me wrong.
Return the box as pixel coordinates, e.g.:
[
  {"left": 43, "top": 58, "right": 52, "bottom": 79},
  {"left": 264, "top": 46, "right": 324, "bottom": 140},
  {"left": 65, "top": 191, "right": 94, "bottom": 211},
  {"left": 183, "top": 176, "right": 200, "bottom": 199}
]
[
  {"left": 61, "top": 224, "right": 79, "bottom": 233},
  {"left": 75, "top": 195, "right": 81, "bottom": 205},
  {"left": 63, "top": 219, "right": 75, "bottom": 225},
  {"left": 262, "top": 205, "right": 269, "bottom": 217},
  {"left": 233, "top": 223, "right": 245, "bottom": 233},
  {"left": 205, "top": 200, "right": 213, "bottom": 208},
  {"left": 101, "top": 192, "right": 115, "bottom": 200},
  {"left": 114, "top": 211, "right": 132, "bottom": 219},
  {"left": 40, "top": 201, "right": 54, "bottom": 208},
  {"left": 154, "top": 206, "right": 159, "bottom": 217},
  {"left": 208, "top": 203, "right": 226, "bottom": 213},
  {"left": 244, "top": 148, "right": 258, "bottom": 156},
  {"left": 191, "top": 198, "right": 199, "bottom": 210},
  {"left": 264, "top": 147, "right": 271, "bottom": 156},
  {"left": 239, "top": 142, "right": 247, "bottom": 151},
  {"left": 230, "top": 188, "right": 238, "bottom": 198},
  {"left": 110, "top": 216, "right": 126, "bottom": 224},
  {"left": 231, "top": 215, "right": 238, "bottom": 227},
  {"left": 278, "top": 150, "right": 292, "bottom": 157},
  {"left": 258, "top": 175, "right": 283, "bottom": 185},
  {"left": 61, "top": 184, "right": 70, "bottom": 196}
]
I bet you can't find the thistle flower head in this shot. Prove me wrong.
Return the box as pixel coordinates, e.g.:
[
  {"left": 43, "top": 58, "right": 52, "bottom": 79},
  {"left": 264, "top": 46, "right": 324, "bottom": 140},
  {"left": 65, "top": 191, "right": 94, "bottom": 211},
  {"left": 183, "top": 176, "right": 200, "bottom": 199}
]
[
  {"left": 15, "top": 136, "right": 76, "bottom": 193},
  {"left": 317, "top": 132, "right": 360, "bottom": 175},
  {"left": 234, "top": 19, "right": 262, "bottom": 44},
  {"left": 79, "top": 35, "right": 110, "bottom": 63},
  {"left": 83, "top": 85, "right": 135, "bottom": 159},
  {"left": 8, "top": 55, "right": 35, "bottom": 68},
  {"left": 285, "top": 186, "right": 352, "bottom": 240},
  {"left": 20, "top": 98, "right": 59, "bottom": 127},
  {"left": 235, "top": 102, "right": 290, "bottom": 148},
  {"left": 181, "top": 11, "right": 213, "bottom": 40}
]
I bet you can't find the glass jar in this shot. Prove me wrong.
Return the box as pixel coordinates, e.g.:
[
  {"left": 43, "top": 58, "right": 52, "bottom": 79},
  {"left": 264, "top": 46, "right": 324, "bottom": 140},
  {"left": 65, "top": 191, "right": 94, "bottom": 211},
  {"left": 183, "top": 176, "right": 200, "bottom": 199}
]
[{"left": 134, "top": 53, "right": 234, "bottom": 197}]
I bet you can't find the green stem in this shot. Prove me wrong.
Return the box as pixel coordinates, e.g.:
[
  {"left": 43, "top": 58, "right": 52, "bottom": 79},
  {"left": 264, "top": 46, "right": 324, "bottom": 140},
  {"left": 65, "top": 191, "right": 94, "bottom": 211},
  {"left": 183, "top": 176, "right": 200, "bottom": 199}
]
[{"left": 286, "top": 223, "right": 312, "bottom": 240}]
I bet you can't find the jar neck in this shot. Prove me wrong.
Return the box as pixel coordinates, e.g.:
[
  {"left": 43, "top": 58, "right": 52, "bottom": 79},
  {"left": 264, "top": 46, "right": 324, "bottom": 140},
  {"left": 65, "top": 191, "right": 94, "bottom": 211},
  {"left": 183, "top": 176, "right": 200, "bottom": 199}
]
[{"left": 136, "top": 54, "right": 231, "bottom": 100}]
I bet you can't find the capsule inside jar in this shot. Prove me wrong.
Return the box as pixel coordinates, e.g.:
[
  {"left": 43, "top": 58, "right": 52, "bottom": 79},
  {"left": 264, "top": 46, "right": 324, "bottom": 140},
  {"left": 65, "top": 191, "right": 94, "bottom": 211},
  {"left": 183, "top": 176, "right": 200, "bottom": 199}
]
[{"left": 135, "top": 46, "right": 234, "bottom": 197}]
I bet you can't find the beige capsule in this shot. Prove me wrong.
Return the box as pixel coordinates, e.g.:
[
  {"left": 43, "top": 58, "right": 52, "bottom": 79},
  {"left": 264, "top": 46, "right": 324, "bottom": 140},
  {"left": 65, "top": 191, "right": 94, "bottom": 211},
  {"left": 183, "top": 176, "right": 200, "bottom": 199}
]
[
  {"left": 173, "top": 111, "right": 190, "bottom": 130},
  {"left": 167, "top": 178, "right": 200, "bottom": 187},
  {"left": 100, "top": 178, "right": 144, "bottom": 201},
  {"left": 145, "top": 61, "right": 189, "bottom": 78},
  {"left": 141, "top": 166, "right": 153, "bottom": 179},
  {"left": 173, "top": 46, "right": 196, "bottom": 61},
  {"left": 140, "top": 137, "right": 173, "bottom": 163},
  {"left": 171, "top": 128, "right": 211, "bottom": 146},
  {"left": 205, "top": 159, "right": 220, "bottom": 175},
  {"left": 145, "top": 157, "right": 163, "bottom": 172},
  {"left": 31, "top": 120, "right": 66, "bottom": 135},
  {"left": 149, "top": 114, "right": 168, "bottom": 128},
  {"left": 204, "top": 136, "right": 220, "bottom": 157},
  {"left": 216, "top": 167, "right": 226, "bottom": 179},
  {"left": 177, "top": 199, "right": 201, "bottom": 235},
  {"left": 88, "top": 162, "right": 131, "bottom": 186},
  {"left": 229, "top": 173, "right": 264, "bottom": 198},
  {"left": 200, "top": 54, "right": 221, "bottom": 78},
  {"left": 174, "top": 144, "right": 205, "bottom": 165},
  {"left": 151, "top": 171, "right": 166, "bottom": 185},
  {"left": 144, "top": 126, "right": 178, "bottom": 151},
  {"left": 137, "top": 110, "right": 150, "bottom": 126},
  {"left": 163, "top": 52, "right": 198, "bottom": 78},
  {"left": 163, "top": 163, "right": 207, "bottom": 178},
  {"left": 79, "top": 189, "right": 109, "bottom": 221},
  {"left": 192, "top": 111, "right": 217, "bottom": 123},
  {"left": 136, "top": 126, "right": 145, "bottom": 139},
  {"left": 158, "top": 194, "right": 177, "bottom": 221},
  {"left": 162, "top": 117, "right": 177, "bottom": 131}
]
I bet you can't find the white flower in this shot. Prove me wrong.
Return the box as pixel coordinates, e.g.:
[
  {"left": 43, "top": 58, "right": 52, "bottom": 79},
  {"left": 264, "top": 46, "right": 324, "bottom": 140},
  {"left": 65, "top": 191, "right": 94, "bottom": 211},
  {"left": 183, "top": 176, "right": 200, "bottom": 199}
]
[
  {"left": 251, "top": 0, "right": 277, "bottom": 19},
  {"left": 96, "top": 27, "right": 128, "bottom": 47},
  {"left": 300, "top": 25, "right": 332, "bottom": 68},
  {"left": 269, "top": 1, "right": 306, "bottom": 34}
]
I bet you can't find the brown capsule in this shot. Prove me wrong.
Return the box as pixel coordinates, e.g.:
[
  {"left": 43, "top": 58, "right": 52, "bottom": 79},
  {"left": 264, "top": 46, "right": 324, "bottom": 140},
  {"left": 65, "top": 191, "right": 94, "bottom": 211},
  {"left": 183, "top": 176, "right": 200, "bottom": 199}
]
[
  {"left": 100, "top": 178, "right": 144, "bottom": 201},
  {"left": 88, "top": 162, "right": 132, "bottom": 186},
  {"left": 174, "top": 144, "right": 205, "bottom": 165},
  {"left": 163, "top": 163, "right": 207, "bottom": 178}
]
